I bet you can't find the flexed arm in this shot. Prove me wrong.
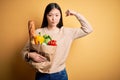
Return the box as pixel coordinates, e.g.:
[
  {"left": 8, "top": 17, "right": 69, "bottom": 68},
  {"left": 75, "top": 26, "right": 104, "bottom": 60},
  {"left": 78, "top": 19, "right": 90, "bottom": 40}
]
[{"left": 65, "top": 10, "right": 93, "bottom": 34}]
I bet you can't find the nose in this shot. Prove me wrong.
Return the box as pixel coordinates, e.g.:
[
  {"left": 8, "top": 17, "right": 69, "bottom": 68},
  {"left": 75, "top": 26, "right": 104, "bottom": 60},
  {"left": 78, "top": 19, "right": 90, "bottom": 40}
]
[{"left": 52, "top": 16, "right": 56, "bottom": 21}]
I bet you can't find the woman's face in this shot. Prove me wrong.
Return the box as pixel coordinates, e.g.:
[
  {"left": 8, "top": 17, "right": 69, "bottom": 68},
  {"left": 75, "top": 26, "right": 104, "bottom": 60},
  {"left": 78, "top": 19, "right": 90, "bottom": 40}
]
[{"left": 47, "top": 8, "right": 61, "bottom": 27}]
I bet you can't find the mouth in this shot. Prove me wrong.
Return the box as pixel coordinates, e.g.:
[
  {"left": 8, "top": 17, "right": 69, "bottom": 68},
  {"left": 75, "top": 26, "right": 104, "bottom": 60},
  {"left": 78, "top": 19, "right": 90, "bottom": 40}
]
[{"left": 51, "top": 22, "right": 56, "bottom": 24}]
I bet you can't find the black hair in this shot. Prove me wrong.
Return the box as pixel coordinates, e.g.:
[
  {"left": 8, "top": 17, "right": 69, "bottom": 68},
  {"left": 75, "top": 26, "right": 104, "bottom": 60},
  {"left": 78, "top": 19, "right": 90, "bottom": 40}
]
[{"left": 41, "top": 3, "right": 63, "bottom": 28}]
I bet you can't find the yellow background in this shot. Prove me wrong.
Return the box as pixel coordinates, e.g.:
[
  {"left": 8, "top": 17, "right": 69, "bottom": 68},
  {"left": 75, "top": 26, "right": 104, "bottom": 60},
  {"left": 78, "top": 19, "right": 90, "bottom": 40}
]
[{"left": 0, "top": 0, "right": 120, "bottom": 80}]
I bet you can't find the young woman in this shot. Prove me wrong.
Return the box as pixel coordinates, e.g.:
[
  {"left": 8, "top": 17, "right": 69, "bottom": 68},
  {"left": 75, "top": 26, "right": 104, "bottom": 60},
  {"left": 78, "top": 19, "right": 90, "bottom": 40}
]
[{"left": 22, "top": 3, "right": 93, "bottom": 80}]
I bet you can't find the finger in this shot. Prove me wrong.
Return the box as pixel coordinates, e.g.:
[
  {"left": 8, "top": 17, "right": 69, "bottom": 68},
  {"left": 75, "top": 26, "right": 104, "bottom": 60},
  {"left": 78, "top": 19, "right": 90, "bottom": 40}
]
[
  {"left": 39, "top": 55, "right": 47, "bottom": 61},
  {"left": 37, "top": 59, "right": 44, "bottom": 62},
  {"left": 38, "top": 58, "right": 47, "bottom": 62},
  {"left": 35, "top": 56, "right": 45, "bottom": 63}
]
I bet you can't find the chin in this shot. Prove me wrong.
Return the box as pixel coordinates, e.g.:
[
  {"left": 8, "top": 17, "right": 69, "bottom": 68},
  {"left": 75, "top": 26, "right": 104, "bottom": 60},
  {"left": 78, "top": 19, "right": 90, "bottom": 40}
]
[{"left": 51, "top": 24, "right": 57, "bottom": 26}]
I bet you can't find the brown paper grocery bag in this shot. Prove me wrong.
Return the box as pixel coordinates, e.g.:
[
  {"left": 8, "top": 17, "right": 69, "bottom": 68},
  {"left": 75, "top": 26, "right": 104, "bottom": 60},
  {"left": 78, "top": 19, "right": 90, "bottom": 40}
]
[{"left": 30, "top": 44, "right": 57, "bottom": 73}]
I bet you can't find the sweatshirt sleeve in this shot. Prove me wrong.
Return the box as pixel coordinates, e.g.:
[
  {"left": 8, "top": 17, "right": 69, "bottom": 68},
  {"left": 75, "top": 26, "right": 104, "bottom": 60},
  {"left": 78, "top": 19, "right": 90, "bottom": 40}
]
[{"left": 72, "top": 13, "right": 93, "bottom": 39}]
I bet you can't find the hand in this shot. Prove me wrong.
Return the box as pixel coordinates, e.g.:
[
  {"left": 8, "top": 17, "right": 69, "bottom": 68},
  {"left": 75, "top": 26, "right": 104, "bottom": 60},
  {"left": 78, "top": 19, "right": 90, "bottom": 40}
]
[
  {"left": 65, "top": 9, "right": 77, "bottom": 17},
  {"left": 29, "top": 52, "right": 47, "bottom": 63}
]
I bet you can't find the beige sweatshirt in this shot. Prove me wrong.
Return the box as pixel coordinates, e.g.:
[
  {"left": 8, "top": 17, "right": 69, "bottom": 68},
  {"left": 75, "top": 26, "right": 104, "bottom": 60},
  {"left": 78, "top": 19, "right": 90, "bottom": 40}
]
[{"left": 21, "top": 13, "right": 93, "bottom": 73}]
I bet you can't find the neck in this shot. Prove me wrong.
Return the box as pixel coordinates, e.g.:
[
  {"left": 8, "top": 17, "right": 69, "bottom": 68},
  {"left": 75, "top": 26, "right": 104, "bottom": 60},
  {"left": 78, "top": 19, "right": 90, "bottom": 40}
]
[{"left": 47, "top": 25, "right": 58, "bottom": 30}]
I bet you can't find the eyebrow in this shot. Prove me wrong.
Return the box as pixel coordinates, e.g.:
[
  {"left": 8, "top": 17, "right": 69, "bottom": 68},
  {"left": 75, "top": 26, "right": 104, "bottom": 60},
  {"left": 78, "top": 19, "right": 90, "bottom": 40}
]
[{"left": 48, "top": 12, "right": 60, "bottom": 14}]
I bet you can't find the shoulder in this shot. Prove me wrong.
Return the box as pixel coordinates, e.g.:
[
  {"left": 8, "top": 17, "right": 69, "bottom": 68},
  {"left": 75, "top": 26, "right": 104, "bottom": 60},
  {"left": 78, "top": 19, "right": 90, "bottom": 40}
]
[
  {"left": 60, "top": 27, "right": 77, "bottom": 37},
  {"left": 61, "top": 26, "right": 73, "bottom": 31},
  {"left": 61, "top": 26, "right": 79, "bottom": 32}
]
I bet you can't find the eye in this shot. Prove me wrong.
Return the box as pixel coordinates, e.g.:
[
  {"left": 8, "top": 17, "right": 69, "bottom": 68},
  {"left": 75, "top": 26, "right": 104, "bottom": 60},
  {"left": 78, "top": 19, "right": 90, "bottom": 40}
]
[
  {"left": 56, "top": 15, "right": 59, "bottom": 16},
  {"left": 48, "top": 14, "right": 52, "bottom": 17},
  {"left": 56, "top": 14, "right": 60, "bottom": 17}
]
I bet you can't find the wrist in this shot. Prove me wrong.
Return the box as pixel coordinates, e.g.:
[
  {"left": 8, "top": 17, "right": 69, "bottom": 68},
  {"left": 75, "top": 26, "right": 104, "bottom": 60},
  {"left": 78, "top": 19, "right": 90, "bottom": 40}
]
[
  {"left": 74, "top": 12, "right": 80, "bottom": 17},
  {"left": 74, "top": 12, "right": 84, "bottom": 21}
]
